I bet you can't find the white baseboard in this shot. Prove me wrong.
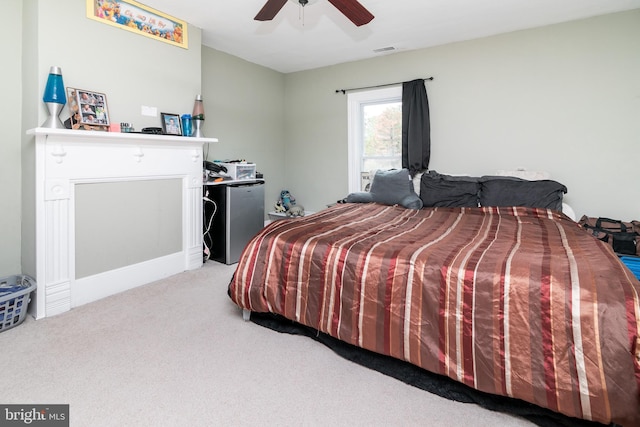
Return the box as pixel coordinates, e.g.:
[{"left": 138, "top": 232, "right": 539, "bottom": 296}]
[{"left": 71, "top": 252, "right": 185, "bottom": 309}]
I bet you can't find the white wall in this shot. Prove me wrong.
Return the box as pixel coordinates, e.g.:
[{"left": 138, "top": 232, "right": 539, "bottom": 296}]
[{"left": 284, "top": 10, "right": 640, "bottom": 221}]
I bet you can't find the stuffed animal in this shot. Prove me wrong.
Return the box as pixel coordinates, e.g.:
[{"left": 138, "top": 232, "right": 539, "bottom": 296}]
[
  {"left": 279, "top": 190, "right": 296, "bottom": 210},
  {"left": 286, "top": 206, "right": 305, "bottom": 217},
  {"left": 274, "top": 200, "right": 286, "bottom": 213}
]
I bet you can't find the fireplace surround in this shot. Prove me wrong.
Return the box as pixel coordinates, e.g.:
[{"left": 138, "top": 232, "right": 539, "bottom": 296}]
[{"left": 27, "top": 128, "right": 218, "bottom": 319}]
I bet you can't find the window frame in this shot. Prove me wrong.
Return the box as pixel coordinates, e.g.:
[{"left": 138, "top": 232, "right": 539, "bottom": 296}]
[{"left": 347, "top": 86, "right": 402, "bottom": 193}]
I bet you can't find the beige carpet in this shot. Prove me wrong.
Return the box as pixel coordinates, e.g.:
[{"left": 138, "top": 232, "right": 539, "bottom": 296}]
[{"left": 0, "top": 261, "right": 533, "bottom": 426}]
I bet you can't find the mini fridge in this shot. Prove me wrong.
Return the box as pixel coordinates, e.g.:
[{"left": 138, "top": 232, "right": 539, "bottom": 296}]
[{"left": 203, "top": 181, "right": 265, "bottom": 265}]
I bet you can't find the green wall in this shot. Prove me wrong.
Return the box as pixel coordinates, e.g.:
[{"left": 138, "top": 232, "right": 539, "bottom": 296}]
[
  {"left": 1, "top": 1, "right": 638, "bottom": 278},
  {"left": 1, "top": 0, "right": 23, "bottom": 277},
  {"left": 283, "top": 10, "right": 640, "bottom": 220},
  {"left": 201, "top": 48, "right": 286, "bottom": 210},
  {"left": 18, "top": 0, "right": 203, "bottom": 279},
  {"left": 1, "top": 0, "right": 285, "bottom": 278}
]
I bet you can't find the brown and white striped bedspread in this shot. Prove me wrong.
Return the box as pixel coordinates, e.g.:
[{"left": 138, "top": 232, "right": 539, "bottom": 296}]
[{"left": 228, "top": 203, "right": 640, "bottom": 425}]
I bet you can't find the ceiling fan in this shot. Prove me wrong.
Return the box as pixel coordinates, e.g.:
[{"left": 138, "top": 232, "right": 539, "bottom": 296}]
[{"left": 254, "top": 0, "right": 374, "bottom": 27}]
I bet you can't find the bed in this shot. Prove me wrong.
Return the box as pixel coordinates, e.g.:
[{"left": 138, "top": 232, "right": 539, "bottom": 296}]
[{"left": 228, "top": 170, "right": 640, "bottom": 426}]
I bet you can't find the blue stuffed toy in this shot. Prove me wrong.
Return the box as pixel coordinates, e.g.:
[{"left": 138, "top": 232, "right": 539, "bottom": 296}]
[
  {"left": 279, "top": 190, "right": 296, "bottom": 210},
  {"left": 277, "top": 190, "right": 305, "bottom": 217}
]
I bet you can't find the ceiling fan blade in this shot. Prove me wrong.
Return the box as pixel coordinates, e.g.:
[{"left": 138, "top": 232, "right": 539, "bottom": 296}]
[
  {"left": 327, "top": 0, "right": 374, "bottom": 26},
  {"left": 254, "top": 0, "right": 288, "bottom": 21}
]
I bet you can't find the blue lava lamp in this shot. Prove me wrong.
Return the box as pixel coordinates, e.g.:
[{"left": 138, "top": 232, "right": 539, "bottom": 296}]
[{"left": 41, "top": 66, "right": 67, "bottom": 129}]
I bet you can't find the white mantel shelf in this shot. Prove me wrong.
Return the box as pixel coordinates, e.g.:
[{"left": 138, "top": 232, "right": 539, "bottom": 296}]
[
  {"left": 27, "top": 127, "right": 218, "bottom": 145},
  {"left": 28, "top": 127, "right": 218, "bottom": 319}
]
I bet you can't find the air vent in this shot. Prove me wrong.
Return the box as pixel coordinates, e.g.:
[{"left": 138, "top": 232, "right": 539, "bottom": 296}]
[{"left": 373, "top": 46, "right": 396, "bottom": 53}]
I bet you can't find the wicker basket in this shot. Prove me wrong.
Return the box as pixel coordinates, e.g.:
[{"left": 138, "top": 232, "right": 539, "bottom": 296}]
[{"left": 0, "top": 275, "right": 36, "bottom": 332}]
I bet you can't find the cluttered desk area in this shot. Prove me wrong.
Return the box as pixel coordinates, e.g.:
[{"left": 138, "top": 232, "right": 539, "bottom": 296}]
[{"left": 202, "top": 160, "right": 265, "bottom": 265}]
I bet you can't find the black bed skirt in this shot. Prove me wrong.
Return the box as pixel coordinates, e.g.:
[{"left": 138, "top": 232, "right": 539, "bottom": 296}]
[{"left": 249, "top": 311, "right": 615, "bottom": 427}]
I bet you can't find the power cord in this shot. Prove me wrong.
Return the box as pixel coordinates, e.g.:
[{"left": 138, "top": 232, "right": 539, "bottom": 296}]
[{"left": 203, "top": 187, "right": 217, "bottom": 262}]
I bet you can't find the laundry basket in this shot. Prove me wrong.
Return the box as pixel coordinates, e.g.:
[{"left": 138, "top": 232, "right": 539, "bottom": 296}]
[
  {"left": 620, "top": 256, "right": 640, "bottom": 280},
  {"left": 0, "top": 275, "right": 36, "bottom": 332}
]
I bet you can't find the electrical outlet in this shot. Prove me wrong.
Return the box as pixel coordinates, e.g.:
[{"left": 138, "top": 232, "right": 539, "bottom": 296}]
[{"left": 141, "top": 105, "right": 157, "bottom": 117}]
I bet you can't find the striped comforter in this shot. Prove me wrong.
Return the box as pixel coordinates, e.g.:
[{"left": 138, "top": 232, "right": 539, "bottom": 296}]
[{"left": 228, "top": 203, "right": 640, "bottom": 425}]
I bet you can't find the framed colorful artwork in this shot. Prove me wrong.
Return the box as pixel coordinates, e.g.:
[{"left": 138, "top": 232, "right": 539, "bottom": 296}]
[{"left": 86, "top": 0, "right": 188, "bottom": 49}]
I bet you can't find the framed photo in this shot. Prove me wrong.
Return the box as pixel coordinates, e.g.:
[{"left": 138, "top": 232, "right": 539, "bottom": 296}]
[
  {"left": 86, "top": 0, "right": 188, "bottom": 49},
  {"left": 161, "top": 113, "right": 182, "bottom": 136},
  {"left": 67, "top": 87, "right": 110, "bottom": 131},
  {"left": 75, "top": 89, "right": 110, "bottom": 126}
]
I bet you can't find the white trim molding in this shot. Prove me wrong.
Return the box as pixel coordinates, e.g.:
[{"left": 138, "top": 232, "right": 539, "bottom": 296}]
[{"left": 347, "top": 86, "right": 402, "bottom": 193}]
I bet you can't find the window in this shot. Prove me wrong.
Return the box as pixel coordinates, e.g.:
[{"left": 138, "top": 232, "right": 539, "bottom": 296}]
[{"left": 348, "top": 87, "right": 402, "bottom": 192}]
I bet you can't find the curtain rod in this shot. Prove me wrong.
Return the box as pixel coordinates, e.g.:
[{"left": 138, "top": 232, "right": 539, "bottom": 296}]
[{"left": 335, "top": 77, "right": 434, "bottom": 94}]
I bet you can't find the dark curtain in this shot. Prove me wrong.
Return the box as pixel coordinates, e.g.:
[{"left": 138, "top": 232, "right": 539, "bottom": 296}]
[{"left": 401, "top": 79, "right": 430, "bottom": 176}]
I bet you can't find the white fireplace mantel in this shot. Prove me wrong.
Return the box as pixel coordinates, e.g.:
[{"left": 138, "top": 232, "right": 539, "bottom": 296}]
[{"left": 28, "top": 128, "right": 218, "bottom": 319}]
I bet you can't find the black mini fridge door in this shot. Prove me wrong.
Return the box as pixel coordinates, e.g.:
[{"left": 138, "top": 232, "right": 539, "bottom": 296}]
[{"left": 204, "top": 181, "right": 264, "bottom": 264}]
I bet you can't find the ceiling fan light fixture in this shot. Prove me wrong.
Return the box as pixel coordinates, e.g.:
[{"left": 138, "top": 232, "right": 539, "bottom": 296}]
[
  {"left": 256, "top": 0, "right": 374, "bottom": 26},
  {"left": 290, "top": 0, "right": 319, "bottom": 5},
  {"left": 289, "top": 0, "right": 318, "bottom": 6}
]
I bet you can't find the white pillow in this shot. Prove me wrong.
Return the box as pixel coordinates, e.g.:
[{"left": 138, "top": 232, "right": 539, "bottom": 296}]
[{"left": 412, "top": 172, "right": 424, "bottom": 196}]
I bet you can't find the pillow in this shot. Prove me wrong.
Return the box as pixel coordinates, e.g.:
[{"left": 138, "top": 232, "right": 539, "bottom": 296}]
[
  {"left": 478, "top": 176, "right": 567, "bottom": 211},
  {"left": 412, "top": 171, "right": 424, "bottom": 196},
  {"left": 346, "top": 169, "right": 423, "bottom": 210},
  {"left": 420, "top": 170, "right": 480, "bottom": 207},
  {"left": 345, "top": 192, "right": 373, "bottom": 203}
]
